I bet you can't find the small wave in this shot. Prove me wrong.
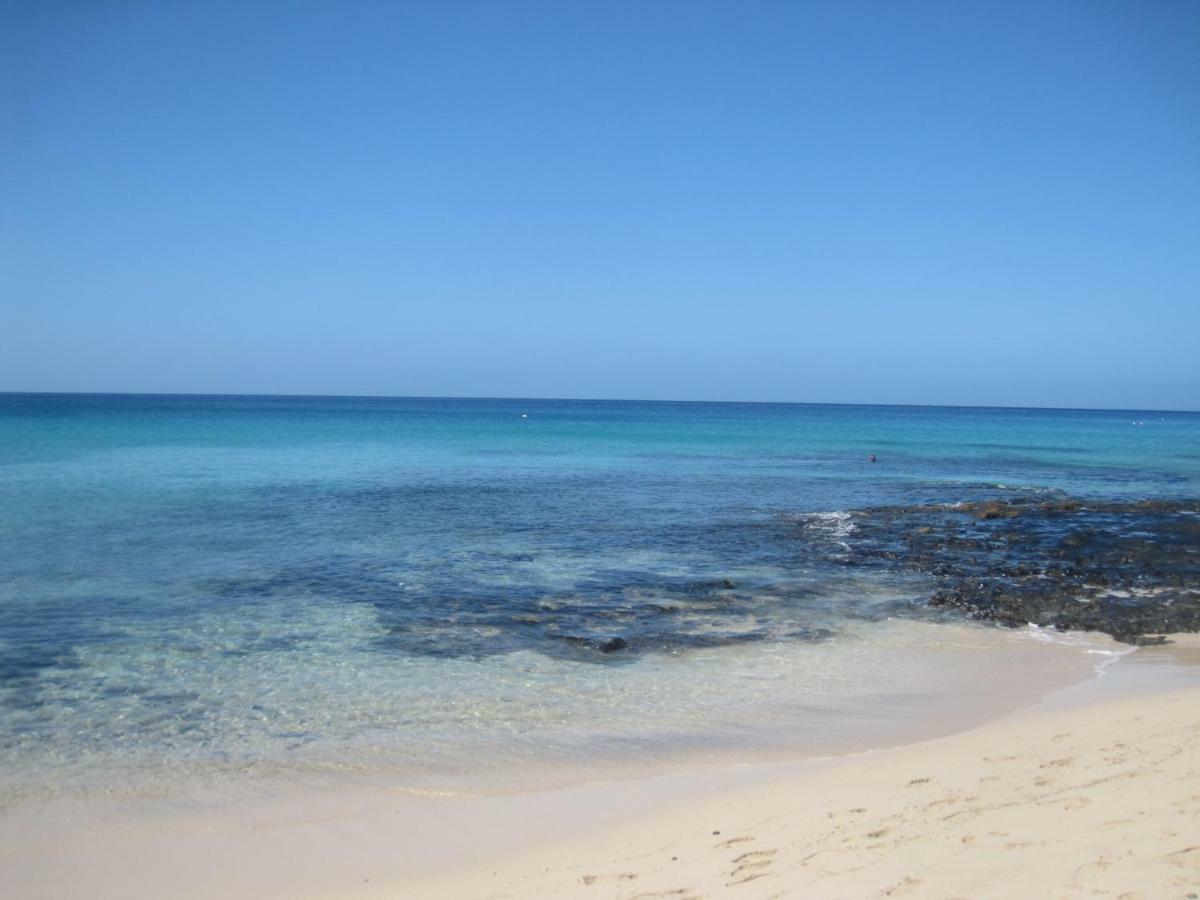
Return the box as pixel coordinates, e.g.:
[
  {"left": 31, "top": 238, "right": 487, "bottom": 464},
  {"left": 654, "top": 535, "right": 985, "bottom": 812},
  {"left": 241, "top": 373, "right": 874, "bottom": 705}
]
[
  {"left": 798, "top": 510, "right": 857, "bottom": 556},
  {"left": 1020, "top": 624, "right": 1135, "bottom": 676},
  {"left": 800, "top": 511, "right": 856, "bottom": 541}
]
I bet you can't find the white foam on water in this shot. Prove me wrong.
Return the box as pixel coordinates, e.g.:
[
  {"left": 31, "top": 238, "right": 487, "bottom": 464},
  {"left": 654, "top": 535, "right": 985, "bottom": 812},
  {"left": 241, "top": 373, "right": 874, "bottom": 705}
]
[
  {"left": 1019, "top": 624, "right": 1135, "bottom": 676},
  {"left": 799, "top": 511, "right": 857, "bottom": 554},
  {"left": 801, "top": 511, "right": 856, "bottom": 539}
]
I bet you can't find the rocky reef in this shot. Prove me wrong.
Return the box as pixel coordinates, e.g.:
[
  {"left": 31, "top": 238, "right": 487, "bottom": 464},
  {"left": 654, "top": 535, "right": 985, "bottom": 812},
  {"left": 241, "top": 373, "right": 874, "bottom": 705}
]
[{"left": 837, "top": 497, "right": 1200, "bottom": 644}]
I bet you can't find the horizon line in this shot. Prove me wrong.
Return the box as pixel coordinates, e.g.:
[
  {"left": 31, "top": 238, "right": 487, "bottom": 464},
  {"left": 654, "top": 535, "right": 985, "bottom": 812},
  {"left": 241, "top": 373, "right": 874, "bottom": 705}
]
[{"left": 2, "top": 389, "right": 1196, "bottom": 416}]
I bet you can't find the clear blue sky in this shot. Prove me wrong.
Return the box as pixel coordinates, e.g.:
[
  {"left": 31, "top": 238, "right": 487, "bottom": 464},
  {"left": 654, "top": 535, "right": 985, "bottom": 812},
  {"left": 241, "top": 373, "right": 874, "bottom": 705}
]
[{"left": 3, "top": 1, "right": 1198, "bottom": 409}]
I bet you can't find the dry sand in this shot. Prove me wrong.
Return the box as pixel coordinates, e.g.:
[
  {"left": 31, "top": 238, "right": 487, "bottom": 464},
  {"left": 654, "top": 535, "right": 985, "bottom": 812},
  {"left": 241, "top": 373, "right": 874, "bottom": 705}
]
[
  {"left": 402, "top": 690, "right": 1200, "bottom": 900},
  {"left": 2, "top": 638, "right": 1198, "bottom": 899}
]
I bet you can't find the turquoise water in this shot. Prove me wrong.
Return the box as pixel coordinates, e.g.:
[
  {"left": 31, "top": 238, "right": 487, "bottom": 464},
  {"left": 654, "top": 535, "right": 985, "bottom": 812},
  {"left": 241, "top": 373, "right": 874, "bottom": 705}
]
[{"left": 1, "top": 394, "right": 1197, "bottom": 795}]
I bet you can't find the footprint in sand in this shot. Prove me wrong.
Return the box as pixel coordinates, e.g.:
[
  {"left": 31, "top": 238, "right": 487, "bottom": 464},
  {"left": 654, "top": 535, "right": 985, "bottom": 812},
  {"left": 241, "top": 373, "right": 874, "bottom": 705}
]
[
  {"left": 1040, "top": 756, "right": 1075, "bottom": 769},
  {"left": 727, "top": 848, "right": 778, "bottom": 886},
  {"left": 717, "top": 835, "right": 755, "bottom": 848},
  {"left": 882, "top": 875, "right": 923, "bottom": 896},
  {"left": 732, "top": 849, "right": 777, "bottom": 867},
  {"left": 727, "top": 872, "right": 773, "bottom": 887},
  {"left": 580, "top": 872, "right": 639, "bottom": 886},
  {"left": 1166, "top": 846, "right": 1200, "bottom": 869}
]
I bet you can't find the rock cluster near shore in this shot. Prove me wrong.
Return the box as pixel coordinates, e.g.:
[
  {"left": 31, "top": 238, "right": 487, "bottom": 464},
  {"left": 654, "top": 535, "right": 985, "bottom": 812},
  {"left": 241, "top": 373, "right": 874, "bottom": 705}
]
[{"left": 840, "top": 497, "right": 1200, "bottom": 644}]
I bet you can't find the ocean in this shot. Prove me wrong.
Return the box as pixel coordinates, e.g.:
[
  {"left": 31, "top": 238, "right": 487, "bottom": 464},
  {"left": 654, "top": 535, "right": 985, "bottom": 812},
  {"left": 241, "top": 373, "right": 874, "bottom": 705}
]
[{"left": 1, "top": 393, "right": 1198, "bottom": 801}]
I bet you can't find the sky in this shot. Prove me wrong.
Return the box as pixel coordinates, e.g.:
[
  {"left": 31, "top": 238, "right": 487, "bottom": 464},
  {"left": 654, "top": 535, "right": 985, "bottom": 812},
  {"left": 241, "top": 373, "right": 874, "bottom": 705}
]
[{"left": 2, "top": 1, "right": 1198, "bottom": 409}]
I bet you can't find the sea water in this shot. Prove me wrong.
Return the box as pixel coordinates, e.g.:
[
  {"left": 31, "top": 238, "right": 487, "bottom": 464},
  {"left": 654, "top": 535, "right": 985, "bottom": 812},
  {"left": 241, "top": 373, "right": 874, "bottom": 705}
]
[{"left": 1, "top": 394, "right": 1197, "bottom": 799}]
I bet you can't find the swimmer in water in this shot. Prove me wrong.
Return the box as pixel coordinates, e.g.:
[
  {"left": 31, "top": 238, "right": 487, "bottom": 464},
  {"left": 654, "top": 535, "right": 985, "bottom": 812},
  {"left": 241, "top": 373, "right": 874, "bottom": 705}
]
[{"left": 868, "top": 454, "right": 877, "bottom": 463}]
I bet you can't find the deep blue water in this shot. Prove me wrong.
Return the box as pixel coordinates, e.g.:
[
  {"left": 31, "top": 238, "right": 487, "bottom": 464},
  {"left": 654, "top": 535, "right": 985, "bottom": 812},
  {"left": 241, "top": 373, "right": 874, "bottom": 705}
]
[{"left": 1, "top": 394, "right": 1197, "bottom": 790}]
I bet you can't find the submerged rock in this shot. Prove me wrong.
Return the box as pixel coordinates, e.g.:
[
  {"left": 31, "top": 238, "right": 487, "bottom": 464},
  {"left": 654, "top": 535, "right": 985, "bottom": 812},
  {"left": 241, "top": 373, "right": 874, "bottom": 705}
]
[
  {"left": 965, "top": 500, "right": 1023, "bottom": 520},
  {"left": 597, "top": 637, "right": 629, "bottom": 653},
  {"left": 679, "top": 578, "right": 737, "bottom": 595}
]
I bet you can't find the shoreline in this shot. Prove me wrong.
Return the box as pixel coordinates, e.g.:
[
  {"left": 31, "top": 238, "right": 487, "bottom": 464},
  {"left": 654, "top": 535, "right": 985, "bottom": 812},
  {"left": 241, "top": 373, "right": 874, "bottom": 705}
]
[
  {"left": 0, "top": 619, "right": 1128, "bottom": 805},
  {"left": 403, "top": 635, "right": 1200, "bottom": 899},
  {"left": 2, "top": 632, "right": 1197, "bottom": 899}
]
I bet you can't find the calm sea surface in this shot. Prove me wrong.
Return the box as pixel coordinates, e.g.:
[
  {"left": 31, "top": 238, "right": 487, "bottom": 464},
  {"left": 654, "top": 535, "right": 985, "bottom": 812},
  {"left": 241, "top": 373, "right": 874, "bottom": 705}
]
[{"left": 2, "top": 394, "right": 1198, "bottom": 797}]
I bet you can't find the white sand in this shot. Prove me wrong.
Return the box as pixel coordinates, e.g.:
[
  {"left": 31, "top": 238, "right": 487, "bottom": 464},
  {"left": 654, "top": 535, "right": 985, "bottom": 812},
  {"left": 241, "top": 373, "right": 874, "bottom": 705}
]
[{"left": 405, "top": 684, "right": 1200, "bottom": 899}]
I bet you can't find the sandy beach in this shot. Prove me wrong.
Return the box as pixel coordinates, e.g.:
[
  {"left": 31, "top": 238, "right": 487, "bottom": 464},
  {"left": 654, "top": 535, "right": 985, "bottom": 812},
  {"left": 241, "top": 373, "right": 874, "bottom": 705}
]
[
  {"left": 400, "top": 639, "right": 1200, "bottom": 900},
  {"left": 2, "top": 635, "right": 1197, "bottom": 899}
]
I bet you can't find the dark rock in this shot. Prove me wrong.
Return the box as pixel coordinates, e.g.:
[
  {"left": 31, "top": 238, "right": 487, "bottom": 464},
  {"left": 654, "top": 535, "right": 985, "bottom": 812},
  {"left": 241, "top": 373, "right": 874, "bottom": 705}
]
[
  {"left": 680, "top": 578, "right": 736, "bottom": 594},
  {"left": 970, "top": 501, "right": 1022, "bottom": 520},
  {"left": 1039, "top": 500, "right": 1082, "bottom": 515},
  {"left": 830, "top": 496, "right": 1200, "bottom": 645}
]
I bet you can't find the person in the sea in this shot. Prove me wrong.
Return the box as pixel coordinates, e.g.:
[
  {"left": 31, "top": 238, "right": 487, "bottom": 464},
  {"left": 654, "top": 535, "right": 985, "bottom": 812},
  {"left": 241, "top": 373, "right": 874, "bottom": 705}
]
[{"left": 868, "top": 453, "right": 877, "bottom": 463}]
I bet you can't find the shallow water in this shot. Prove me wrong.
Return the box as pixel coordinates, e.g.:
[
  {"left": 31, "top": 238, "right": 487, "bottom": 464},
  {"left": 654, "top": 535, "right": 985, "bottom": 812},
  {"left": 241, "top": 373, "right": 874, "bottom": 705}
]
[{"left": 1, "top": 394, "right": 1196, "bottom": 798}]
